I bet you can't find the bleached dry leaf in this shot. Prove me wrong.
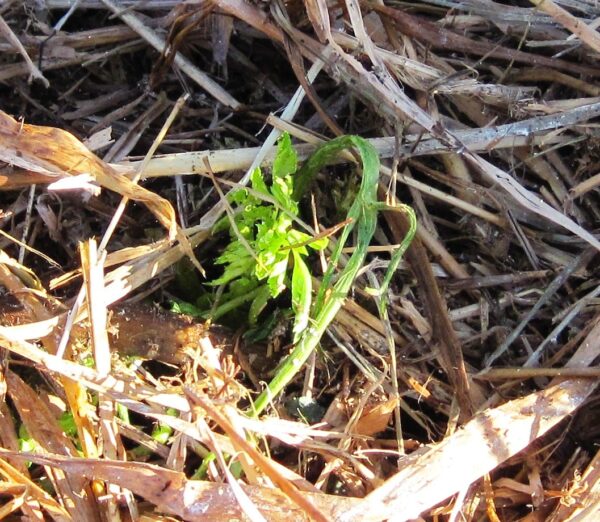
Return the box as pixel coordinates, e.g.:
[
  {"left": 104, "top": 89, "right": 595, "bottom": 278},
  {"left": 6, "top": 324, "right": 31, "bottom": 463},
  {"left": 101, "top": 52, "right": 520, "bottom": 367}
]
[
  {"left": 35, "top": 201, "right": 62, "bottom": 242},
  {"left": 529, "top": 0, "right": 600, "bottom": 53},
  {"left": 0, "top": 327, "right": 245, "bottom": 455},
  {"left": 47, "top": 174, "right": 101, "bottom": 198},
  {"left": 3, "top": 2, "right": 600, "bottom": 521},
  {"left": 123, "top": 101, "right": 600, "bottom": 178},
  {"left": 466, "top": 153, "right": 600, "bottom": 251},
  {"left": 99, "top": 0, "right": 240, "bottom": 109},
  {"left": 0, "top": 110, "right": 187, "bottom": 247},
  {"left": 0, "top": 316, "right": 59, "bottom": 341},
  {"left": 0, "top": 250, "right": 46, "bottom": 292},
  {"left": 83, "top": 126, "right": 113, "bottom": 151},
  {"left": 335, "top": 378, "right": 598, "bottom": 522}
]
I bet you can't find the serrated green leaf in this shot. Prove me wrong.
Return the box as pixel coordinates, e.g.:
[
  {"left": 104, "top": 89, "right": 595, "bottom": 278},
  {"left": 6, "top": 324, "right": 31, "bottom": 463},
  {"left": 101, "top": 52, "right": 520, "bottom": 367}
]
[
  {"left": 288, "top": 229, "right": 311, "bottom": 243},
  {"left": 251, "top": 167, "right": 270, "bottom": 196},
  {"left": 230, "top": 188, "right": 250, "bottom": 205},
  {"left": 255, "top": 227, "right": 277, "bottom": 252},
  {"left": 273, "top": 132, "right": 297, "bottom": 180},
  {"left": 216, "top": 239, "right": 251, "bottom": 261},
  {"left": 212, "top": 214, "right": 231, "bottom": 235},
  {"left": 228, "top": 277, "right": 258, "bottom": 296},
  {"left": 243, "top": 205, "right": 273, "bottom": 230},
  {"left": 287, "top": 228, "right": 327, "bottom": 252},
  {"left": 252, "top": 134, "right": 417, "bottom": 417},
  {"left": 255, "top": 249, "right": 276, "bottom": 280},
  {"left": 204, "top": 130, "right": 328, "bottom": 327}
]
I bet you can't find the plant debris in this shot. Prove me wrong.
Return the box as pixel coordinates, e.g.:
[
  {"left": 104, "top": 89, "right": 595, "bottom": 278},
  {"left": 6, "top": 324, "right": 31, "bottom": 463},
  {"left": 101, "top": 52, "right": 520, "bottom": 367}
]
[{"left": 0, "top": 1, "right": 599, "bottom": 520}]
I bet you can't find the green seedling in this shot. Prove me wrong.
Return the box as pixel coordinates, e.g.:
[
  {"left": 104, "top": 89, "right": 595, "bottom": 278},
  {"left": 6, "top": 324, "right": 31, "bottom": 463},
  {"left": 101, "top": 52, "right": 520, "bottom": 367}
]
[
  {"left": 210, "top": 132, "right": 327, "bottom": 343},
  {"left": 210, "top": 133, "right": 416, "bottom": 416},
  {"left": 251, "top": 135, "right": 416, "bottom": 415}
]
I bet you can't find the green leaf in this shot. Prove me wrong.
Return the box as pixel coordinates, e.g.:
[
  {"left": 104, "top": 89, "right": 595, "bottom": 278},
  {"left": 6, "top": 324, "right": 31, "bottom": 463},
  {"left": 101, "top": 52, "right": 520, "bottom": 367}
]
[
  {"left": 211, "top": 284, "right": 262, "bottom": 320},
  {"left": 291, "top": 249, "right": 312, "bottom": 342},
  {"left": 19, "top": 437, "right": 37, "bottom": 455},
  {"left": 170, "top": 300, "right": 204, "bottom": 317},
  {"left": 287, "top": 229, "right": 311, "bottom": 243},
  {"left": 215, "top": 241, "right": 250, "bottom": 265},
  {"left": 248, "top": 284, "right": 272, "bottom": 325},
  {"left": 212, "top": 241, "right": 256, "bottom": 286},
  {"left": 251, "top": 167, "right": 269, "bottom": 196},
  {"left": 273, "top": 132, "right": 297, "bottom": 180},
  {"left": 229, "top": 277, "right": 259, "bottom": 295},
  {"left": 204, "top": 130, "right": 330, "bottom": 329},
  {"left": 116, "top": 403, "right": 130, "bottom": 424},
  {"left": 58, "top": 412, "right": 78, "bottom": 438},
  {"left": 211, "top": 256, "right": 255, "bottom": 286},
  {"left": 266, "top": 253, "right": 289, "bottom": 297},
  {"left": 308, "top": 236, "right": 328, "bottom": 251},
  {"left": 252, "top": 135, "right": 417, "bottom": 416},
  {"left": 230, "top": 187, "right": 250, "bottom": 205},
  {"left": 255, "top": 228, "right": 279, "bottom": 259},
  {"left": 151, "top": 423, "right": 173, "bottom": 445},
  {"left": 287, "top": 228, "right": 326, "bottom": 253},
  {"left": 212, "top": 215, "right": 231, "bottom": 235},
  {"left": 193, "top": 453, "right": 216, "bottom": 480},
  {"left": 271, "top": 176, "right": 296, "bottom": 213}
]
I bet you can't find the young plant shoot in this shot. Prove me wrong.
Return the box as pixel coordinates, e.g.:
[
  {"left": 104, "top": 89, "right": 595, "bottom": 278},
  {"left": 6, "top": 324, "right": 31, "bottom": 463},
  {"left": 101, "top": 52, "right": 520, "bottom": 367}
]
[{"left": 211, "top": 133, "right": 416, "bottom": 416}]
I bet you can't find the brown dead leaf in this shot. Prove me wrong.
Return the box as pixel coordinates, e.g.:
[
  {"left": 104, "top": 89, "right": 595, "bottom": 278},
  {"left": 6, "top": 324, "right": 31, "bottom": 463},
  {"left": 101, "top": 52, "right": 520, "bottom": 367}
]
[
  {"left": 0, "top": 456, "right": 71, "bottom": 521},
  {"left": 353, "top": 398, "right": 398, "bottom": 437},
  {"left": 6, "top": 372, "right": 101, "bottom": 521}
]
